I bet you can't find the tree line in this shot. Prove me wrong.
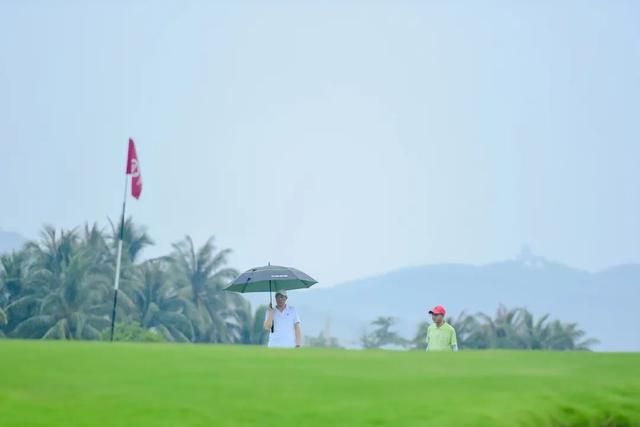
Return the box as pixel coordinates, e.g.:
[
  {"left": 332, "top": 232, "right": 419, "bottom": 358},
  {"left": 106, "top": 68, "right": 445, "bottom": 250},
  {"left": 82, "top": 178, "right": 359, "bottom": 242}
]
[
  {"left": 357, "top": 306, "right": 598, "bottom": 350},
  {"left": 1, "top": 220, "right": 598, "bottom": 350},
  {"left": 0, "top": 220, "right": 268, "bottom": 344}
]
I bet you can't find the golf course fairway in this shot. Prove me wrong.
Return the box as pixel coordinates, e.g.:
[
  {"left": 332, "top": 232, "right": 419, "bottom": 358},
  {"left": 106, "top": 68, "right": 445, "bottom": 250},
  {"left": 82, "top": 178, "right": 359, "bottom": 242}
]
[{"left": 0, "top": 340, "right": 638, "bottom": 426}]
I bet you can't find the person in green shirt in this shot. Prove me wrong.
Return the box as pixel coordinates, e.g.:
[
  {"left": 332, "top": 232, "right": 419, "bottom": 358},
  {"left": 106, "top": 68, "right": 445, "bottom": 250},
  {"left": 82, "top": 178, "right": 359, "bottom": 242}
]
[{"left": 426, "top": 305, "right": 458, "bottom": 352}]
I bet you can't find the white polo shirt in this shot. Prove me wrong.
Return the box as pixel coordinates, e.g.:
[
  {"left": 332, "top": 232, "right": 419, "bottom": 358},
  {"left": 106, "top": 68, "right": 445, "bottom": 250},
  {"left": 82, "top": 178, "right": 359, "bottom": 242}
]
[{"left": 266, "top": 305, "right": 301, "bottom": 348}]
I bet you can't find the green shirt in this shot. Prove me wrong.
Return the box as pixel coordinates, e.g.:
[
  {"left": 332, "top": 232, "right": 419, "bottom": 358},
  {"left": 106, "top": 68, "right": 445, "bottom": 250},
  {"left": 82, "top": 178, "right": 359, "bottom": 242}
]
[{"left": 426, "top": 322, "right": 458, "bottom": 351}]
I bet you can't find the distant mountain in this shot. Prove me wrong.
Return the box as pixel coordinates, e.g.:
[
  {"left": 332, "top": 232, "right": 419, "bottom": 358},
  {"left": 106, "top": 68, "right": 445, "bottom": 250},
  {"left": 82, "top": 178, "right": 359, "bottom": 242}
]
[
  {"left": 0, "top": 230, "right": 27, "bottom": 255},
  {"left": 243, "top": 253, "right": 640, "bottom": 351}
]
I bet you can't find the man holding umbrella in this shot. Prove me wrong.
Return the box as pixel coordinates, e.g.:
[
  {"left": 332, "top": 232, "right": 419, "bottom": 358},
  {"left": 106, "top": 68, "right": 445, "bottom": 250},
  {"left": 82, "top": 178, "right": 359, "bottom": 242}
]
[
  {"left": 263, "top": 290, "right": 302, "bottom": 348},
  {"left": 225, "top": 264, "right": 316, "bottom": 349}
]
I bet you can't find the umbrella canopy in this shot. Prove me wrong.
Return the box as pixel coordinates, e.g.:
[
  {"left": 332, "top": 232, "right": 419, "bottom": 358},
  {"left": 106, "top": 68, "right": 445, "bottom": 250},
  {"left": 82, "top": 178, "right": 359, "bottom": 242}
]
[{"left": 225, "top": 265, "right": 317, "bottom": 294}]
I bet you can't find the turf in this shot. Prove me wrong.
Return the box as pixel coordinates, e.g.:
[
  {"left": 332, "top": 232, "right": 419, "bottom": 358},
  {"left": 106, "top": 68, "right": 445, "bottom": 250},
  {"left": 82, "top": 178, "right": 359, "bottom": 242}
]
[{"left": 0, "top": 341, "right": 638, "bottom": 426}]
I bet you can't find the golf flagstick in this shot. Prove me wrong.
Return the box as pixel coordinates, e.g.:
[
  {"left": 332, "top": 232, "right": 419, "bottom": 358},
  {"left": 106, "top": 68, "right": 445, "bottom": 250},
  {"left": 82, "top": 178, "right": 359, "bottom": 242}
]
[
  {"left": 109, "top": 175, "right": 128, "bottom": 341},
  {"left": 109, "top": 138, "right": 142, "bottom": 342}
]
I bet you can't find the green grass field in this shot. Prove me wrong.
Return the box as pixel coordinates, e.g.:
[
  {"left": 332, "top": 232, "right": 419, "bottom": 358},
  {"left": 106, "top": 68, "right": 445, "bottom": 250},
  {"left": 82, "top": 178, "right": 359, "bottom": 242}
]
[{"left": 0, "top": 341, "right": 638, "bottom": 427}]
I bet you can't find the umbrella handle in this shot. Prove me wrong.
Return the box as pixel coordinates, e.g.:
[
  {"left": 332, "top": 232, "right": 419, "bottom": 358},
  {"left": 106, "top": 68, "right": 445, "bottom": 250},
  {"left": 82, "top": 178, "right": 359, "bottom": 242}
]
[{"left": 269, "top": 281, "right": 274, "bottom": 334}]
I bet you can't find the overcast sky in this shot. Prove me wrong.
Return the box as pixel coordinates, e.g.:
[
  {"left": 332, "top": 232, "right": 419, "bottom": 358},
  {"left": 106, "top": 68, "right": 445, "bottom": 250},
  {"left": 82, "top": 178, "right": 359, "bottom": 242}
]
[{"left": 1, "top": 1, "right": 638, "bottom": 285}]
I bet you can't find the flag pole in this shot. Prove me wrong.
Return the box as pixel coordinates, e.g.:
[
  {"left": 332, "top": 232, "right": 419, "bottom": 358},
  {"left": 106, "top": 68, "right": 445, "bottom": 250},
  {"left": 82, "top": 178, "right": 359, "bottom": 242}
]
[{"left": 110, "top": 172, "right": 129, "bottom": 342}]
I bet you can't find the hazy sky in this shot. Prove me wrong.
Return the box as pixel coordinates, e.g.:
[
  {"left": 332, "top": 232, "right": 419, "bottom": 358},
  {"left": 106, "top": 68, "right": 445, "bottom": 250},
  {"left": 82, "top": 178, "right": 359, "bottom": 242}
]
[{"left": 1, "top": 1, "right": 639, "bottom": 285}]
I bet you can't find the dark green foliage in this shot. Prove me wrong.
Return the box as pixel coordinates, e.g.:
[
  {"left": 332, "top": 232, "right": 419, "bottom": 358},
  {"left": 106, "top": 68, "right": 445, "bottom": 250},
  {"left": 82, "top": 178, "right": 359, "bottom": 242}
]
[
  {"left": 102, "top": 321, "right": 165, "bottom": 342},
  {"left": 361, "top": 316, "right": 408, "bottom": 349},
  {"left": 0, "top": 220, "right": 259, "bottom": 345},
  {"left": 411, "top": 306, "right": 598, "bottom": 351}
]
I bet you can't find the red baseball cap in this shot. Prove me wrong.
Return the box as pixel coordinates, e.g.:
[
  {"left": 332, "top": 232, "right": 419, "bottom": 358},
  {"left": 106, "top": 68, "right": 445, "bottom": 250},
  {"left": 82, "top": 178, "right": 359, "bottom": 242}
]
[{"left": 429, "top": 305, "right": 446, "bottom": 315}]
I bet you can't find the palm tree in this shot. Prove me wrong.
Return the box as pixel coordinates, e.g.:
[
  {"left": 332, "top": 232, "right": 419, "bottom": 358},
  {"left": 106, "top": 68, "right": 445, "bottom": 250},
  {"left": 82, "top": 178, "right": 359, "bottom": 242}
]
[
  {"left": 133, "top": 260, "right": 195, "bottom": 342},
  {"left": 7, "top": 226, "right": 116, "bottom": 340},
  {"left": 1, "top": 263, "right": 8, "bottom": 337},
  {"left": 476, "top": 305, "right": 527, "bottom": 349},
  {"left": 250, "top": 305, "right": 269, "bottom": 345},
  {"left": 12, "top": 248, "right": 111, "bottom": 339},
  {"left": 448, "top": 311, "right": 486, "bottom": 349},
  {"left": 361, "top": 316, "right": 407, "bottom": 349},
  {"left": 1, "top": 250, "right": 31, "bottom": 335},
  {"left": 0, "top": 307, "right": 7, "bottom": 337},
  {"left": 235, "top": 302, "right": 269, "bottom": 345},
  {"left": 82, "top": 223, "right": 111, "bottom": 264},
  {"left": 514, "top": 309, "right": 551, "bottom": 350},
  {"left": 1, "top": 251, "right": 29, "bottom": 301},
  {"left": 411, "top": 320, "right": 429, "bottom": 350},
  {"left": 26, "top": 225, "right": 79, "bottom": 279},
  {"left": 170, "top": 236, "right": 239, "bottom": 343},
  {"left": 108, "top": 217, "right": 154, "bottom": 264},
  {"left": 544, "top": 320, "right": 598, "bottom": 350},
  {"left": 6, "top": 227, "right": 80, "bottom": 337}
]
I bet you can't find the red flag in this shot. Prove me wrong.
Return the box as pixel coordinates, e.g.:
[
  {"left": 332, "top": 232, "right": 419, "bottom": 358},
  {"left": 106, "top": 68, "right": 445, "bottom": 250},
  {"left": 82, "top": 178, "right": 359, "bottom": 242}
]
[{"left": 126, "top": 138, "right": 142, "bottom": 199}]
